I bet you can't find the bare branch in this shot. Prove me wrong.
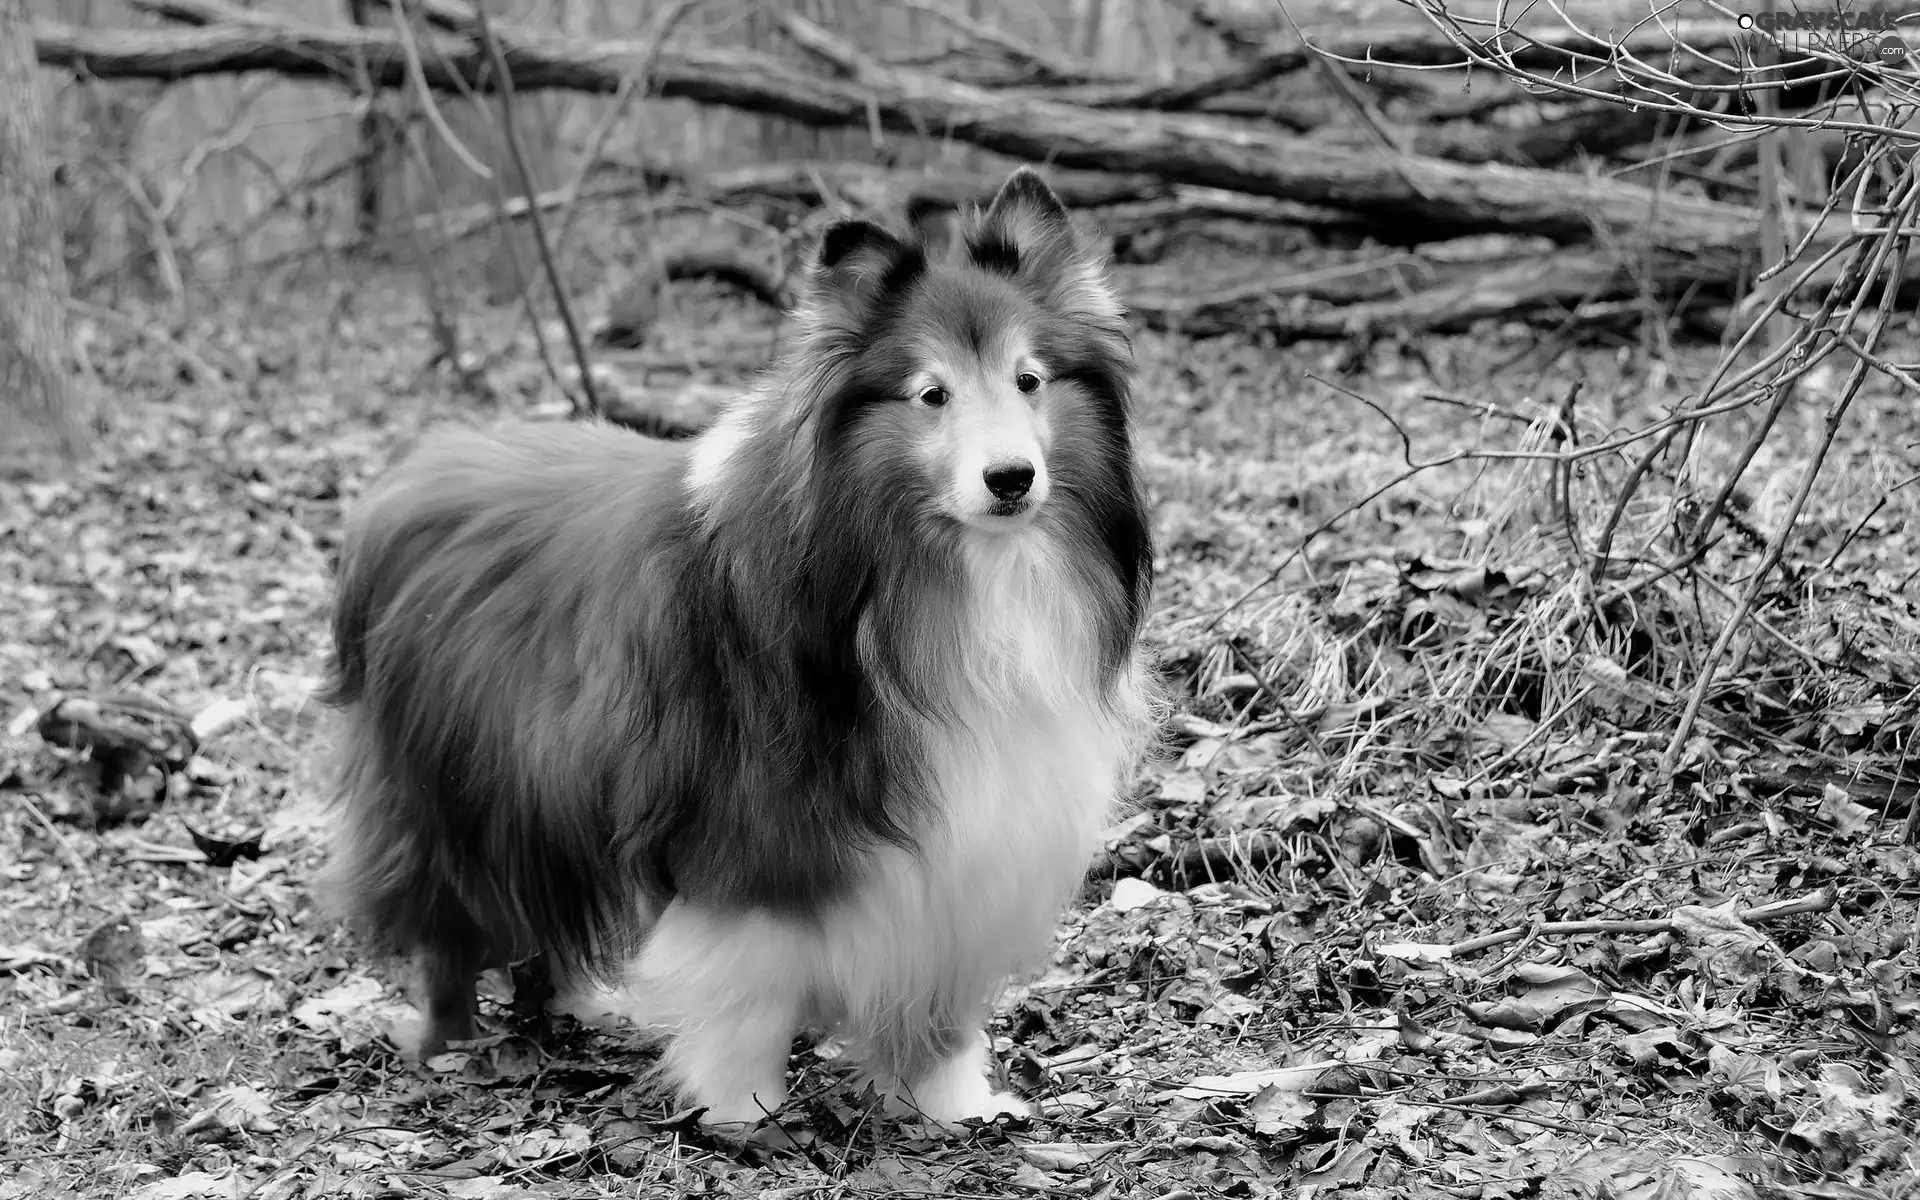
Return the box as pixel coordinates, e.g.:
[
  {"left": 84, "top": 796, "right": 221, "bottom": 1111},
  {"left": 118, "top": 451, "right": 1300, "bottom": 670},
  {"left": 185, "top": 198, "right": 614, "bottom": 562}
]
[{"left": 469, "top": 1, "right": 600, "bottom": 420}]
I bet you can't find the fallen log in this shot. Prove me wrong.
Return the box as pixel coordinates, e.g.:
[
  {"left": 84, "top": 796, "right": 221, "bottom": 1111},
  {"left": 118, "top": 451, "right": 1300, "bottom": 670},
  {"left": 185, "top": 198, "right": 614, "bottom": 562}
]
[
  {"left": 419, "top": 163, "right": 1387, "bottom": 267},
  {"left": 776, "top": 13, "right": 1670, "bottom": 168},
  {"left": 458, "top": 160, "right": 1177, "bottom": 239},
  {"left": 135, "top": 0, "right": 1784, "bottom": 138},
  {"left": 662, "top": 251, "right": 789, "bottom": 310},
  {"left": 32, "top": 12, "right": 1792, "bottom": 254},
  {"left": 1119, "top": 252, "right": 1487, "bottom": 317},
  {"left": 576, "top": 246, "right": 1729, "bottom": 427},
  {"left": 1404, "top": 104, "right": 1673, "bottom": 167},
  {"left": 590, "top": 252, "right": 788, "bottom": 351},
  {"left": 132, "top": 0, "right": 1689, "bottom": 172},
  {"left": 621, "top": 159, "right": 1176, "bottom": 215},
  {"left": 1123, "top": 244, "right": 1737, "bottom": 341},
  {"left": 1077, "top": 20, "right": 1755, "bottom": 112},
  {"left": 248, "top": 160, "right": 1188, "bottom": 268},
  {"left": 1165, "top": 99, "right": 1676, "bottom": 168},
  {"left": 1098, "top": 189, "right": 1372, "bottom": 237}
]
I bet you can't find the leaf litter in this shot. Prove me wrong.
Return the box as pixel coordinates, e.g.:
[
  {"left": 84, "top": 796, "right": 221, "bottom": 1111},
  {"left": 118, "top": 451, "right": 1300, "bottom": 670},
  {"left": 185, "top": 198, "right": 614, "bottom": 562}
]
[{"left": 1, "top": 265, "right": 1918, "bottom": 1199}]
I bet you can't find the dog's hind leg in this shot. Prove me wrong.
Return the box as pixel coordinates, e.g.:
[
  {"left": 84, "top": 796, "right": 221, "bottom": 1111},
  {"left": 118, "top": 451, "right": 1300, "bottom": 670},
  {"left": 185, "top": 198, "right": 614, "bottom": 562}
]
[
  {"left": 407, "top": 894, "right": 501, "bottom": 1061},
  {"left": 415, "top": 953, "right": 479, "bottom": 1059}
]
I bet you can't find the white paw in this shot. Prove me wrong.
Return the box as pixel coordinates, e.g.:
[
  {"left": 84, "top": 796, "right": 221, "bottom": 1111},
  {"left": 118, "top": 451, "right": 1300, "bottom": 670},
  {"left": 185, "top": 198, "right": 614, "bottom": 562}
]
[
  {"left": 695, "top": 1105, "right": 806, "bottom": 1150},
  {"left": 887, "top": 1086, "right": 1032, "bottom": 1128},
  {"left": 548, "top": 979, "right": 642, "bottom": 1031},
  {"left": 885, "top": 1053, "right": 1031, "bottom": 1127},
  {"left": 966, "top": 1089, "right": 1033, "bottom": 1122},
  {"left": 689, "top": 1085, "right": 790, "bottom": 1134}
]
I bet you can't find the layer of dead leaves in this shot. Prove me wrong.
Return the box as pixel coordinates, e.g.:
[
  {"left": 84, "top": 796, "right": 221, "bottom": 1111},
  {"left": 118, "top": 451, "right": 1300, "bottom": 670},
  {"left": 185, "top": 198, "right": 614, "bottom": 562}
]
[{"left": 3, "top": 268, "right": 1919, "bottom": 1200}]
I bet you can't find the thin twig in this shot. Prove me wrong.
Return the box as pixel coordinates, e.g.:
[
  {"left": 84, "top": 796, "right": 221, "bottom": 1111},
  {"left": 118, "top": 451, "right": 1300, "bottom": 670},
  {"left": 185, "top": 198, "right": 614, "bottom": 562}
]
[
  {"left": 1440, "top": 888, "right": 1835, "bottom": 957},
  {"left": 1274, "top": 0, "right": 1431, "bottom": 198},
  {"left": 92, "top": 156, "right": 186, "bottom": 314},
  {"left": 1659, "top": 179, "right": 1916, "bottom": 778},
  {"left": 1821, "top": 469, "right": 1920, "bottom": 573},
  {"left": 18, "top": 794, "right": 94, "bottom": 883},
  {"left": 418, "top": 13, "right": 568, "bottom": 395},
  {"left": 1206, "top": 378, "right": 1479, "bottom": 631},
  {"left": 1683, "top": 228, "right": 1891, "bottom": 553},
  {"left": 470, "top": 1, "right": 603, "bottom": 419},
  {"left": 551, "top": 0, "right": 701, "bottom": 259},
  {"left": 388, "top": 0, "right": 491, "bottom": 180},
  {"left": 389, "top": 102, "right": 477, "bottom": 390}
]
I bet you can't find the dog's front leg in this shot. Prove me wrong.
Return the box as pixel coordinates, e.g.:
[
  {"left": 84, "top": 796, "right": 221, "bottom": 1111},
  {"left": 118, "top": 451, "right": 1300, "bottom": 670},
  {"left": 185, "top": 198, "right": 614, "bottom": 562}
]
[{"left": 632, "top": 903, "right": 802, "bottom": 1134}]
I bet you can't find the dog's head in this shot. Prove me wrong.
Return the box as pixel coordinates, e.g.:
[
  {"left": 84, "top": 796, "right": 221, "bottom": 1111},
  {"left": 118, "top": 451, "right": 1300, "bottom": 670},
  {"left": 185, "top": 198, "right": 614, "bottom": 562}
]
[{"left": 791, "top": 168, "right": 1134, "bottom": 536}]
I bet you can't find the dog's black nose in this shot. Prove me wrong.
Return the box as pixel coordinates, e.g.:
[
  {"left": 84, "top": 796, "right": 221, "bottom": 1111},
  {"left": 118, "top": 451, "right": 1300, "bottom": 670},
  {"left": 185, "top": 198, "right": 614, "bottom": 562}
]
[{"left": 984, "top": 462, "right": 1035, "bottom": 502}]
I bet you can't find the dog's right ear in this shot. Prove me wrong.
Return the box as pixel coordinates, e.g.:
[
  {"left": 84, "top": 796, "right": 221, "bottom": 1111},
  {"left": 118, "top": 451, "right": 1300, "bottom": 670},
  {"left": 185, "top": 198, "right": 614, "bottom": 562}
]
[{"left": 804, "top": 219, "right": 913, "bottom": 320}]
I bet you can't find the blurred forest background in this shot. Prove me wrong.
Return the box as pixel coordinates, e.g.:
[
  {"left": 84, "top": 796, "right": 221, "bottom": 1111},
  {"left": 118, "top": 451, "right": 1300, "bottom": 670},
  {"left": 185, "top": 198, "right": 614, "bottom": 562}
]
[
  {"left": 36, "top": 0, "right": 1224, "bottom": 298},
  {"left": 7, "top": 1, "right": 1920, "bottom": 1198}
]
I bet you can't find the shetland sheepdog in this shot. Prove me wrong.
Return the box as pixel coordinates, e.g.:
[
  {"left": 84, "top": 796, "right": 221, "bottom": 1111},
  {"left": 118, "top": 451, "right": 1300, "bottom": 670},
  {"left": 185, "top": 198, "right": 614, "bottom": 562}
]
[{"left": 320, "top": 167, "right": 1157, "bottom": 1134}]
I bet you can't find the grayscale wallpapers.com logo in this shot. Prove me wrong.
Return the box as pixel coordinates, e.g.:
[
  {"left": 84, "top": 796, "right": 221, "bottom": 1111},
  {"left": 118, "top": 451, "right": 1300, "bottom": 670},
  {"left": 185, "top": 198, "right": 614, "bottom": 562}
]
[{"left": 1736, "top": 7, "right": 1913, "bottom": 61}]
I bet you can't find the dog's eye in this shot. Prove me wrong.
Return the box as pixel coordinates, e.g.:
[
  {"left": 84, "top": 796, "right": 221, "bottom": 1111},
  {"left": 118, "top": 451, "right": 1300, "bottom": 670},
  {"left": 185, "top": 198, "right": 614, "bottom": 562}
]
[
  {"left": 917, "top": 385, "right": 950, "bottom": 407},
  {"left": 1016, "top": 372, "right": 1042, "bottom": 395}
]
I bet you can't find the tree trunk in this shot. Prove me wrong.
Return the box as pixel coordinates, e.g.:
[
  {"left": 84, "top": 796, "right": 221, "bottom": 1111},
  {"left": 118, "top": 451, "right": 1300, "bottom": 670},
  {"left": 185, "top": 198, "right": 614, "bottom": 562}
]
[{"left": 1, "top": 0, "right": 79, "bottom": 467}]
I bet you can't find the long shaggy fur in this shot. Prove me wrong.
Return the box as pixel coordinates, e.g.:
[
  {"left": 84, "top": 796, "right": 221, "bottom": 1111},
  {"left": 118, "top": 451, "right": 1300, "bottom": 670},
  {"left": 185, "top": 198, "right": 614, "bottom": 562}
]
[{"left": 321, "top": 166, "right": 1158, "bottom": 1128}]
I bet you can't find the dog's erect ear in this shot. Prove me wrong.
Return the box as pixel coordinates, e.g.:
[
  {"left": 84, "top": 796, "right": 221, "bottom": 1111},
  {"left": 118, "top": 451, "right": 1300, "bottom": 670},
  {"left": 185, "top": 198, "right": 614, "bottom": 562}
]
[
  {"left": 972, "top": 167, "right": 1123, "bottom": 329},
  {"left": 815, "top": 219, "right": 910, "bottom": 297},
  {"left": 983, "top": 167, "right": 1071, "bottom": 240},
  {"left": 800, "top": 219, "right": 915, "bottom": 327},
  {"left": 818, "top": 219, "right": 902, "bottom": 274}
]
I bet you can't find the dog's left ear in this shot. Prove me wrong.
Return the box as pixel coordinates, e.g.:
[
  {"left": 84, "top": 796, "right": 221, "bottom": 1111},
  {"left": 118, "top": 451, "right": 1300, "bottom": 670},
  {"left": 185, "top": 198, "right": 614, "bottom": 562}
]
[{"left": 972, "top": 167, "right": 1123, "bottom": 328}]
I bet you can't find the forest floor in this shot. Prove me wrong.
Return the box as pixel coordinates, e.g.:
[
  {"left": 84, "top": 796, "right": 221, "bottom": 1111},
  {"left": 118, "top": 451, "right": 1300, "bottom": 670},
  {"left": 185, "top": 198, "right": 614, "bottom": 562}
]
[{"left": 3, "top": 236, "right": 1920, "bottom": 1200}]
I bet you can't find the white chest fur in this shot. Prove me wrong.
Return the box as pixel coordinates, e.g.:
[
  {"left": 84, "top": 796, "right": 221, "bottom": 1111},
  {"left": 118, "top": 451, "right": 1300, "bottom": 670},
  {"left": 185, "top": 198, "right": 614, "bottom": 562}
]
[
  {"left": 819, "top": 675, "right": 1137, "bottom": 1048},
  {"left": 813, "top": 529, "right": 1148, "bottom": 1051}
]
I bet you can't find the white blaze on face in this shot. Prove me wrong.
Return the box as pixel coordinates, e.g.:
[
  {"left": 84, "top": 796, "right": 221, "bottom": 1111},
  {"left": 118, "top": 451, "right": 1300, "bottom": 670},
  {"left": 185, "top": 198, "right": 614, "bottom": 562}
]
[{"left": 911, "top": 329, "right": 1054, "bottom": 529}]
